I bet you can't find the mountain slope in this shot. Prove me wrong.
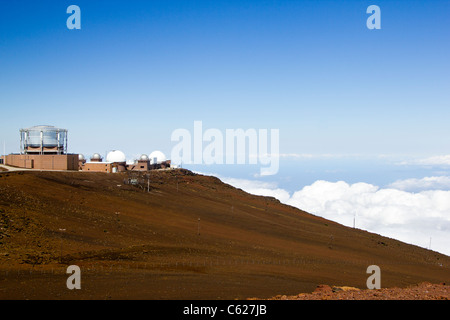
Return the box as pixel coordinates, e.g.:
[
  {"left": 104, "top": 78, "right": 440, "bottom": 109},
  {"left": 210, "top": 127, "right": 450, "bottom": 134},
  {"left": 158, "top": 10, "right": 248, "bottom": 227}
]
[{"left": 0, "top": 169, "right": 449, "bottom": 299}]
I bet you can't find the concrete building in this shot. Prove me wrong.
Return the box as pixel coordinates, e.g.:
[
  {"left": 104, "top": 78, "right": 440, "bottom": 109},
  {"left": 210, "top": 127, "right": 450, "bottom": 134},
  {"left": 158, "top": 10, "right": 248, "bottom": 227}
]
[
  {"left": 4, "top": 126, "right": 172, "bottom": 173},
  {"left": 126, "top": 154, "right": 151, "bottom": 172},
  {"left": 106, "top": 150, "right": 127, "bottom": 173},
  {"left": 4, "top": 153, "right": 78, "bottom": 170},
  {"left": 5, "top": 125, "right": 79, "bottom": 171},
  {"left": 82, "top": 161, "right": 113, "bottom": 173},
  {"left": 79, "top": 151, "right": 127, "bottom": 173},
  {"left": 78, "top": 153, "right": 111, "bottom": 172}
]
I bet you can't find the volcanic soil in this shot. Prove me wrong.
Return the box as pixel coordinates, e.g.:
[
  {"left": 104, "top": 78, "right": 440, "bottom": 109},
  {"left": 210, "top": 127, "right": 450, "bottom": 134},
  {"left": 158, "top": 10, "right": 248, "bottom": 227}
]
[{"left": 0, "top": 169, "right": 449, "bottom": 299}]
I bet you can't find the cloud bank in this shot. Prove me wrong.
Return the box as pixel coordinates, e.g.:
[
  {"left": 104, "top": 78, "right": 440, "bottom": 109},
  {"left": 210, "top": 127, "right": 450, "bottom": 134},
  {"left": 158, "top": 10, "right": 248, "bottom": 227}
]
[
  {"left": 388, "top": 176, "right": 450, "bottom": 192},
  {"left": 399, "top": 154, "right": 450, "bottom": 166},
  {"left": 219, "top": 176, "right": 450, "bottom": 256}
]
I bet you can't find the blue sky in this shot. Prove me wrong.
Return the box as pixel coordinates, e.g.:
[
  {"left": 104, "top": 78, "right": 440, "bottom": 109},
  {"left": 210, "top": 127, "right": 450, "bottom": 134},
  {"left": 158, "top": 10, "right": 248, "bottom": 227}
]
[
  {"left": 1, "top": 1, "right": 450, "bottom": 254},
  {"left": 1, "top": 0, "right": 449, "bottom": 158}
]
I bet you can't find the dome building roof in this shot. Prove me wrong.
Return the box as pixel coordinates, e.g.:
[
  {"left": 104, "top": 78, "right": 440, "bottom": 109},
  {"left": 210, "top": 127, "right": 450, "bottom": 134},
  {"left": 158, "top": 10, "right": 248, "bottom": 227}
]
[
  {"left": 91, "top": 153, "right": 102, "bottom": 160},
  {"left": 106, "top": 150, "right": 126, "bottom": 163},
  {"left": 149, "top": 151, "right": 166, "bottom": 164}
]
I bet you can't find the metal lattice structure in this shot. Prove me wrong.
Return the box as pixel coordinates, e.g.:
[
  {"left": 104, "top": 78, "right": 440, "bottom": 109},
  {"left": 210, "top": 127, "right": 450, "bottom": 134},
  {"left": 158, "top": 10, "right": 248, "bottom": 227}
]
[{"left": 20, "top": 125, "right": 68, "bottom": 155}]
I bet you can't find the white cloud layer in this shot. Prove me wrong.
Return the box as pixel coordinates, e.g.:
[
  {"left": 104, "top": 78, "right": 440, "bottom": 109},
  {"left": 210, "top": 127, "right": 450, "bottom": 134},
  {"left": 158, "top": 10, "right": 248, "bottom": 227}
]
[
  {"left": 218, "top": 175, "right": 450, "bottom": 256},
  {"left": 400, "top": 155, "right": 450, "bottom": 166},
  {"left": 388, "top": 176, "right": 450, "bottom": 192}
]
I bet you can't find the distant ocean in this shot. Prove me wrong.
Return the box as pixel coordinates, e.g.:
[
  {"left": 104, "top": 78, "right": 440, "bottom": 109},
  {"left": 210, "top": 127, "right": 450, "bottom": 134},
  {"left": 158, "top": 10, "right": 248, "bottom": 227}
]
[{"left": 187, "top": 155, "right": 447, "bottom": 194}]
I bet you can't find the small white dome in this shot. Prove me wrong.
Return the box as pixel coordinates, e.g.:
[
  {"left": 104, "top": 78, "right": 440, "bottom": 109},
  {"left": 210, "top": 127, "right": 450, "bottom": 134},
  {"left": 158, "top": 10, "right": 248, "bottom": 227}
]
[
  {"left": 149, "top": 151, "right": 166, "bottom": 164},
  {"left": 79, "top": 154, "right": 85, "bottom": 161},
  {"left": 106, "top": 150, "right": 126, "bottom": 163},
  {"left": 140, "top": 154, "right": 149, "bottom": 161},
  {"left": 91, "top": 153, "right": 102, "bottom": 160}
]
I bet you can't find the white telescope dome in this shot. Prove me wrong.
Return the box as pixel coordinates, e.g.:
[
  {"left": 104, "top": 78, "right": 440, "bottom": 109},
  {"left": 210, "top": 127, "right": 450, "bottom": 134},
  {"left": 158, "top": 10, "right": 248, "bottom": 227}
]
[
  {"left": 149, "top": 150, "right": 166, "bottom": 164},
  {"left": 91, "top": 153, "right": 102, "bottom": 160},
  {"left": 106, "top": 150, "right": 126, "bottom": 163},
  {"left": 140, "top": 154, "right": 149, "bottom": 161},
  {"left": 79, "top": 154, "right": 85, "bottom": 161}
]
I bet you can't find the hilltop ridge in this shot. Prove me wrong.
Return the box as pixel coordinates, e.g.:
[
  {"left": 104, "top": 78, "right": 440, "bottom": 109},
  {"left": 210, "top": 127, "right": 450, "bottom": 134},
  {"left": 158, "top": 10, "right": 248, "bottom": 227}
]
[{"left": 0, "top": 169, "right": 449, "bottom": 299}]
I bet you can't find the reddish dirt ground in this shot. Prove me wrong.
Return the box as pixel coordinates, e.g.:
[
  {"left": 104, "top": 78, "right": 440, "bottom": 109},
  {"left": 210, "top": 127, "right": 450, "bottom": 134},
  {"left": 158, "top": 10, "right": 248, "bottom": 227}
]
[
  {"left": 263, "top": 282, "right": 449, "bottom": 300},
  {"left": 0, "top": 169, "right": 449, "bottom": 299}
]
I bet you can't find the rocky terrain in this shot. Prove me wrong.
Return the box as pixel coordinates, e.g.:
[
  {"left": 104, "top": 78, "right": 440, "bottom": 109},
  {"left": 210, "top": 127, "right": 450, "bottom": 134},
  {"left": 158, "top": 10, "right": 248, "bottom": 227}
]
[{"left": 264, "top": 282, "right": 449, "bottom": 300}]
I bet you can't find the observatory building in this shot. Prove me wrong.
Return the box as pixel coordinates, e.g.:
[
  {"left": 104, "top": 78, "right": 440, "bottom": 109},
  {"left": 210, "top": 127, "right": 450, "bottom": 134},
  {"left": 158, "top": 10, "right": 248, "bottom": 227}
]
[
  {"left": 79, "top": 150, "right": 171, "bottom": 173},
  {"left": 1, "top": 126, "right": 173, "bottom": 173},
  {"left": 125, "top": 154, "right": 152, "bottom": 171},
  {"left": 80, "top": 152, "right": 112, "bottom": 173},
  {"left": 20, "top": 125, "right": 68, "bottom": 155},
  {"left": 4, "top": 125, "right": 78, "bottom": 170},
  {"left": 149, "top": 150, "right": 171, "bottom": 169},
  {"left": 80, "top": 150, "right": 126, "bottom": 173}
]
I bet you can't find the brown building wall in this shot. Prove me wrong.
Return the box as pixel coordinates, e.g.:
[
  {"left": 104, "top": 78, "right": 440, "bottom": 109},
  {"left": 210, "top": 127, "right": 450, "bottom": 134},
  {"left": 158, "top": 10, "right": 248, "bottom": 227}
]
[
  {"left": 81, "top": 162, "right": 113, "bottom": 173},
  {"left": 78, "top": 160, "right": 86, "bottom": 171},
  {"left": 126, "top": 160, "right": 151, "bottom": 172},
  {"left": 5, "top": 154, "right": 79, "bottom": 170}
]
